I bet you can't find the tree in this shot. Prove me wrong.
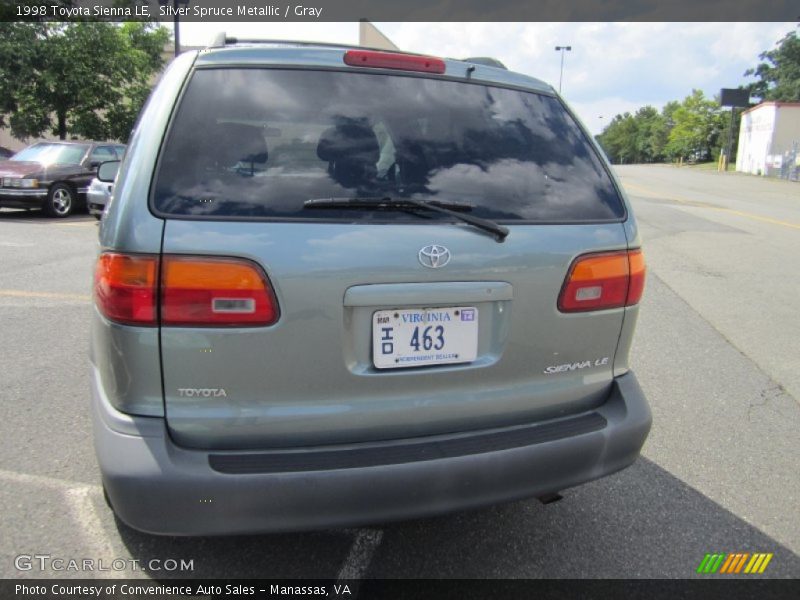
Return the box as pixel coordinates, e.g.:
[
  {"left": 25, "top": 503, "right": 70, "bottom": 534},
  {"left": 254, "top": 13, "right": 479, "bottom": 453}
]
[
  {"left": 664, "top": 90, "right": 723, "bottom": 161},
  {"left": 598, "top": 92, "right": 726, "bottom": 164},
  {"left": 0, "top": 23, "right": 48, "bottom": 134},
  {"left": 654, "top": 101, "right": 680, "bottom": 159},
  {"left": 596, "top": 106, "right": 668, "bottom": 164},
  {"left": 632, "top": 105, "right": 667, "bottom": 163},
  {"left": 105, "top": 22, "right": 172, "bottom": 141},
  {"left": 745, "top": 27, "right": 800, "bottom": 102},
  {"left": 0, "top": 22, "right": 170, "bottom": 143},
  {"left": 597, "top": 113, "right": 637, "bottom": 164}
]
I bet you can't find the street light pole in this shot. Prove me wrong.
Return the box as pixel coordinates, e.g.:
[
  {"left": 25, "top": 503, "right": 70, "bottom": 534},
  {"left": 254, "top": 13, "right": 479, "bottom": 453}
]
[
  {"left": 173, "top": 0, "right": 180, "bottom": 57},
  {"left": 158, "top": 0, "right": 190, "bottom": 56},
  {"left": 555, "top": 45, "right": 572, "bottom": 94}
]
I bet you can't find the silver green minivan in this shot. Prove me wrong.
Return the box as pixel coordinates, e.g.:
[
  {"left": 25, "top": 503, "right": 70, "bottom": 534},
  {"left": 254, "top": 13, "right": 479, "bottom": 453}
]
[{"left": 90, "top": 39, "right": 651, "bottom": 535}]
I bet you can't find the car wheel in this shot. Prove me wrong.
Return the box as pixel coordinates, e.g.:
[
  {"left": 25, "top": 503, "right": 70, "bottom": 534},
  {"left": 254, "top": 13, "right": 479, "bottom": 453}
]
[{"left": 44, "top": 183, "right": 75, "bottom": 218}]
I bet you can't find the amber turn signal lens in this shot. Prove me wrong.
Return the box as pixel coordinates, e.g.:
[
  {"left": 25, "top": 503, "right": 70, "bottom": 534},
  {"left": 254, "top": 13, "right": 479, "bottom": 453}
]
[
  {"left": 161, "top": 256, "right": 279, "bottom": 327},
  {"left": 558, "top": 249, "right": 646, "bottom": 313}
]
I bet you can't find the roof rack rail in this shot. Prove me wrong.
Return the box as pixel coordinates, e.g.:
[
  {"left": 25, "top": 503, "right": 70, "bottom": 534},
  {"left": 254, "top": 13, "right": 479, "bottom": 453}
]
[
  {"left": 461, "top": 57, "right": 508, "bottom": 70},
  {"left": 205, "top": 34, "right": 510, "bottom": 72},
  {"left": 207, "top": 33, "right": 417, "bottom": 56}
]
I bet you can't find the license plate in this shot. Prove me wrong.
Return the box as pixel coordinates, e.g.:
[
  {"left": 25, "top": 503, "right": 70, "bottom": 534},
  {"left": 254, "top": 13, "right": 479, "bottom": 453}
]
[{"left": 372, "top": 307, "right": 478, "bottom": 369}]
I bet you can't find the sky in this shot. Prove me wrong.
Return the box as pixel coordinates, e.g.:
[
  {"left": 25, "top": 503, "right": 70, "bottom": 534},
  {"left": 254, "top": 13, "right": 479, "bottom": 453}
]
[{"left": 177, "top": 22, "right": 796, "bottom": 135}]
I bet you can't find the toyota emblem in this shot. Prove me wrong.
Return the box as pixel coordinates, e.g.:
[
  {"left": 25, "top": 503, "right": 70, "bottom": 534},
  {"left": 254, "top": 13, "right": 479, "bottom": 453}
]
[{"left": 418, "top": 245, "right": 451, "bottom": 268}]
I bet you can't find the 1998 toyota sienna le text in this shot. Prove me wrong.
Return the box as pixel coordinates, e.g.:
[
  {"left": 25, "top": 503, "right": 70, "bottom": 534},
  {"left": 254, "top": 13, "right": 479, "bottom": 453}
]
[{"left": 90, "top": 38, "right": 651, "bottom": 535}]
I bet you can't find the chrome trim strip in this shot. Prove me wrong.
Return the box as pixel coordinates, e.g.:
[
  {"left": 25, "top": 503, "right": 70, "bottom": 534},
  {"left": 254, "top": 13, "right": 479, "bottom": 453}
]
[{"left": 0, "top": 188, "right": 47, "bottom": 197}]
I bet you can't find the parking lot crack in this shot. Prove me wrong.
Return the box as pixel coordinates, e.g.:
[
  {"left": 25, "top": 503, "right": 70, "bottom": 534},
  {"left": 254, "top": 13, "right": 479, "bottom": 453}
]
[
  {"left": 648, "top": 271, "right": 799, "bottom": 408},
  {"left": 747, "top": 384, "right": 788, "bottom": 422}
]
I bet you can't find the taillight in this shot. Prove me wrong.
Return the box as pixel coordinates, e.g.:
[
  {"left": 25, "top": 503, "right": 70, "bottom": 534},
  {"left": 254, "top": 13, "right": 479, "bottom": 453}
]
[
  {"left": 94, "top": 253, "right": 279, "bottom": 327},
  {"left": 161, "top": 256, "right": 278, "bottom": 327},
  {"left": 343, "top": 49, "right": 446, "bottom": 74},
  {"left": 558, "top": 249, "right": 646, "bottom": 313},
  {"left": 94, "top": 253, "right": 158, "bottom": 325},
  {"left": 626, "top": 249, "right": 646, "bottom": 306}
]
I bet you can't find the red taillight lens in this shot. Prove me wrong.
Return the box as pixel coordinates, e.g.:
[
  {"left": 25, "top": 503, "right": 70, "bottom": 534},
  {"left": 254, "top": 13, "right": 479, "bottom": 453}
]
[
  {"left": 94, "top": 253, "right": 158, "bottom": 325},
  {"left": 161, "top": 256, "right": 278, "bottom": 327},
  {"left": 558, "top": 249, "right": 646, "bottom": 313},
  {"left": 343, "top": 50, "right": 446, "bottom": 74},
  {"left": 626, "top": 249, "right": 646, "bottom": 306},
  {"left": 95, "top": 253, "right": 279, "bottom": 327}
]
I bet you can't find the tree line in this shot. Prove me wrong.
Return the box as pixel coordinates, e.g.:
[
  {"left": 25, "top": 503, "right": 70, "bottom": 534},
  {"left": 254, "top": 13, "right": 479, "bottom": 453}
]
[
  {"left": 0, "top": 22, "right": 170, "bottom": 143},
  {"left": 596, "top": 26, "right": 799, "bottom": 164}
]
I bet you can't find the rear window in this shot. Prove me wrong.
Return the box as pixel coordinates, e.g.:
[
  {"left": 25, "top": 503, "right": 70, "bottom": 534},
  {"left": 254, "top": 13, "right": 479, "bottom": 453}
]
[{"left": 152, "top": 68, "right": 624, "bottom": 222}]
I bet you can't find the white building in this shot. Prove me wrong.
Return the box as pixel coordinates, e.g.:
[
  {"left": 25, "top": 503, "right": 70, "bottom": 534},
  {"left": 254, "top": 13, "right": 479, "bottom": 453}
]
[{"left": 735, "top": 102, "right": 800, "bottom": 178}]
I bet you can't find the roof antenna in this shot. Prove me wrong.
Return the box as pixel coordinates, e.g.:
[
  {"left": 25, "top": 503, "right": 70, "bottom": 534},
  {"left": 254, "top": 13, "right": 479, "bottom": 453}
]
[{"left": 466, "top": 64, "right": 476, "bottom": 79}]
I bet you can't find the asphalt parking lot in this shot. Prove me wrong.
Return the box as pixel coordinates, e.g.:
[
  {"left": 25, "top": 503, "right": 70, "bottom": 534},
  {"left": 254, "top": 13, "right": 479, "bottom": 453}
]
[{"left": 1, "top": 165, "right": 798, "bottom": 580}]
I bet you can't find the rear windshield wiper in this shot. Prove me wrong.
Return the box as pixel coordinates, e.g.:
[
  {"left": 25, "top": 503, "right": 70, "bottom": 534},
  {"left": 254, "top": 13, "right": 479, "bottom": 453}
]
[{"left": 303, "top": 197, "right": 509, "bottom": 242}]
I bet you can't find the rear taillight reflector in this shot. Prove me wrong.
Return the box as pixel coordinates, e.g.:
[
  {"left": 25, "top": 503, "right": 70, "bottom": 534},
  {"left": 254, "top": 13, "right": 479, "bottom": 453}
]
[
  {"left": 94, "top": 253, "right": 158, "bottom": 325},
  {"left": 161, "top": 256, "right": 278, "bottom": 327},
  {"left": 626, "top": 249, "right": 646, "bottom": 306},
  {"left": 343, "top": 50, "right": 446, "bottom": 74},
  {"left": 558, "top": 249, "right": 646, "bottom": 313}
]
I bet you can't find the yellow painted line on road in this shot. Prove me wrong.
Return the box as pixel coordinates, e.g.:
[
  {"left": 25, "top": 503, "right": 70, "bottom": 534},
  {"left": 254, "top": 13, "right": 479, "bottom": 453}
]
[
  {"left": 716, "top": 208, "right": 800, "bottom": 230},
  {"left": 623, "top": 181, "right": 684, "bottom": 201},
  {"left": 0, "top": 289, "right": 91, "bottom": 302},
  {"left": 622, "top": 181, "right": 800, "bottom": 231}
]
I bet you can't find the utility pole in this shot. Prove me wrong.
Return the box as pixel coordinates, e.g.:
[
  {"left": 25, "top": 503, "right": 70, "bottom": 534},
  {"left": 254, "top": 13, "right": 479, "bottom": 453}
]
[
  {"left": 718, "top": 88, "right": 750, "bottom": 172},
  {"left": 158, "top": 0, "right": 191, "bottom": 56},
  {"left": 555, "top": 45, "right": 571, "bottom": 94},
  {"left": 721, "top": 107, "right": 736, "bottom": 171}
]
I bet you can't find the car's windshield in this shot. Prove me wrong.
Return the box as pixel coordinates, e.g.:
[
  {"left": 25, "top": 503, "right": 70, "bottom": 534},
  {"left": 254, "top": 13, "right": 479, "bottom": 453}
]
[
  {"left": 153, "top": 69, "right": 624, "bottom": 223},
  {"left": 12, "top": 143, "right": 89, "bottom": 165}
]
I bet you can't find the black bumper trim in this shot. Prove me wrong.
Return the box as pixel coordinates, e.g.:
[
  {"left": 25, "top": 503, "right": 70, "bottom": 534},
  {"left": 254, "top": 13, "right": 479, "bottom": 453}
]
[{"left": 208, "top": 411, "right": 607, "bottom": 474}]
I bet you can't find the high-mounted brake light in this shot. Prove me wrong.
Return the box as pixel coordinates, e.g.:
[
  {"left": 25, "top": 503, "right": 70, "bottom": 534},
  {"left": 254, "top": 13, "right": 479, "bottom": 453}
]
[
  {"left": 94, "top": 253, "right": 279, "bottom": 327},
  {"left": 558, "top": 249, "right": 646, "bottom": 313},
  {"left": 343, "top": 49, "right": 446, "bottom": 74},
  {"left": 94, "top": 253, "right": 158, "bottom": 325},
  {"left": 161, "top": 256, "right": 278, "bottom": 327}
]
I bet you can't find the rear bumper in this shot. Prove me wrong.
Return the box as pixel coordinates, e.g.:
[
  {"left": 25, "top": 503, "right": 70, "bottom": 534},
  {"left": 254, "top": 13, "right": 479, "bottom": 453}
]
[{"left": 92, "top": 369, "right": 651, "bottom": 536}]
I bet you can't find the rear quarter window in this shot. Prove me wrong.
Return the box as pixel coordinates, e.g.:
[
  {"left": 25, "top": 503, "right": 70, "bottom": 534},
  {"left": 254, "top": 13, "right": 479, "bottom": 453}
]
[{"left": 152, "top": 68, "right": 624, "bottom": 223}]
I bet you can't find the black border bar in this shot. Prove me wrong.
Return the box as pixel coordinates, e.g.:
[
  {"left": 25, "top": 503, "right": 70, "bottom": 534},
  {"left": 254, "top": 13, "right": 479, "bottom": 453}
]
[
  {"left": 5, "top": 578, "right": 800, "bottom": 600},
  {"left": 3, "top": 0, "right": 799, "bottom": 22}
]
